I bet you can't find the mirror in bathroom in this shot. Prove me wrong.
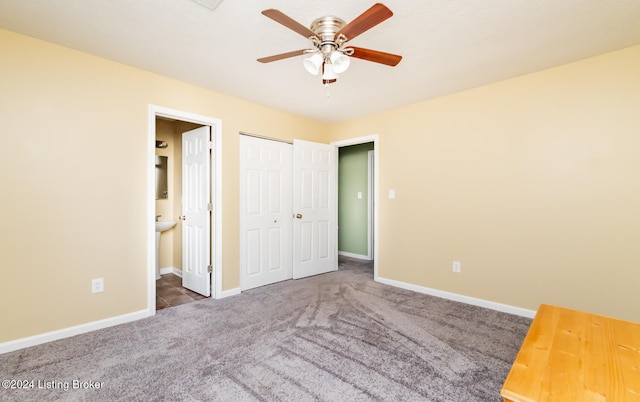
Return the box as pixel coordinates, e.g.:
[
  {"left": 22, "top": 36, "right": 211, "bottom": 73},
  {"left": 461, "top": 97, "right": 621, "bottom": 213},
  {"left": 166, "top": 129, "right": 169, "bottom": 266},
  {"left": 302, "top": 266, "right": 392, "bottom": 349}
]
[{"left": 155, "top": 155, "right": 168, "bottom": 199}]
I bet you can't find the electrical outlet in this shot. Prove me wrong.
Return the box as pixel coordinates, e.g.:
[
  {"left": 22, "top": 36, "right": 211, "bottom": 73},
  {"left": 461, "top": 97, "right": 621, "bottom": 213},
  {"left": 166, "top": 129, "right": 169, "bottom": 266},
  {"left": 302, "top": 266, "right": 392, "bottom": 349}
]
[
  {"left": 452, "top": 261, "right": 461, "bottom": 273},
  {"left": 92, "top": 278, "right": 104, "bottom": 293}
]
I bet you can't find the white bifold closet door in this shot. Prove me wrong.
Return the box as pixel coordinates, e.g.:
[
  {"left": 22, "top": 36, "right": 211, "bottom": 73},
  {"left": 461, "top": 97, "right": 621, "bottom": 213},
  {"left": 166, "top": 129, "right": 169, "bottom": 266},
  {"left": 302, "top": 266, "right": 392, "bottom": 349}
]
[
  {"left": 240, "top": 136, "right": 337, "bottom": 291},
  {"left": 240, "top": 136, "right": 293, "bottom": 290},
  {"left": 291, "top": 139, "right": 337, "bottom": 279}
]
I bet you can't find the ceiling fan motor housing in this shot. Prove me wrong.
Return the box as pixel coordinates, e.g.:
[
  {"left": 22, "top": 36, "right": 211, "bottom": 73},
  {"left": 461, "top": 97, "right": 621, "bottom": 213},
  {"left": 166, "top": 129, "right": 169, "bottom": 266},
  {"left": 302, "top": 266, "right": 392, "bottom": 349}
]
[{"left": 310, "top": 16, "right": 346, "bottom": 55}]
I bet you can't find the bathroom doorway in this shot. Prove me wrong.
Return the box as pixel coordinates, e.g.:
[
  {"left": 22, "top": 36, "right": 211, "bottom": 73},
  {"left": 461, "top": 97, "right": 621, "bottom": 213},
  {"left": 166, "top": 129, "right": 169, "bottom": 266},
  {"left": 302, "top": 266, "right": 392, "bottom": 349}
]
[
  {"left": 155, "top": 117, "right": 204, "bottom": 309},
  {"left": 148, "top": 105, "right": 223, "bottom": 313}
]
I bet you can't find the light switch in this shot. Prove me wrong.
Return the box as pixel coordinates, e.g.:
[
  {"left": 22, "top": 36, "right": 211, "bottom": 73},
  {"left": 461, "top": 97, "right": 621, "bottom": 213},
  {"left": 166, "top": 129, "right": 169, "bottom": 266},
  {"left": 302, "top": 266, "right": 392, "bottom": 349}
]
[
  {"left": 389, "top": 189, "right": 395, "bottom": 199},
  {"left": 357, "top": 192, "right": 362, "bottom": 199}
]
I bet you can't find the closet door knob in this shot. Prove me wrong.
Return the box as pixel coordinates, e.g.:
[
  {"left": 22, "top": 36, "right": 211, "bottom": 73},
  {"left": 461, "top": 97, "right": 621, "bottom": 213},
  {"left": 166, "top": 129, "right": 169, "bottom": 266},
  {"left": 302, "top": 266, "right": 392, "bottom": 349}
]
[{"left": 295, "top": 214, "right": 303, "bottom": 219}]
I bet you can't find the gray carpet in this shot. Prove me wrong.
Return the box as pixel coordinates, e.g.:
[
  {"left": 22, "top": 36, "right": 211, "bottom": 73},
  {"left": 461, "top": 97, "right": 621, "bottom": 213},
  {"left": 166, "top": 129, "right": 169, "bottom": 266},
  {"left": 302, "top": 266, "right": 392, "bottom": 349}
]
[{"left": 0, "top": 257, "right": 531, "bottom": 401}]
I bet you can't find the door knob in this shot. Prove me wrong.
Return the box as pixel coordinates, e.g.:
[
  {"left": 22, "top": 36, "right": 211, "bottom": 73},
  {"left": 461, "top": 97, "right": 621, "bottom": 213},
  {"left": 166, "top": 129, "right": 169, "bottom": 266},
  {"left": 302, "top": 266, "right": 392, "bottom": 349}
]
[{"left": 295, "top": 213, "right": 303, "bottom": 219}]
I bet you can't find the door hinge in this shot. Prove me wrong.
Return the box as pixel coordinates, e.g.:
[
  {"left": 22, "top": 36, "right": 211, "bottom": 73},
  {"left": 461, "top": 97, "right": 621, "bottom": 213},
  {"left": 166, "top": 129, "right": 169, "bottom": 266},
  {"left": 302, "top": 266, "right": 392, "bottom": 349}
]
[
  {"left": 207, "top": 265, "right": 213, "bottom": 273},
  {"left": 208, "top": 140, "right": 213, "bottom": 150},
  {"left": 207, "top": 202, "right": 213, "bottom": 211}
]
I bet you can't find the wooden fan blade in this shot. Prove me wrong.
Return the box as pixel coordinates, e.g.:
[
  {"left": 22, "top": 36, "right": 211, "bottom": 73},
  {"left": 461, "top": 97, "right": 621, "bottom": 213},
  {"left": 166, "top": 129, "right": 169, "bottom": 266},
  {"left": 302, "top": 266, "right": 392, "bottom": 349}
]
[
  {"left": 257, "top": 49, "right": 307, "bottom": 63},
  {"left": 349, "top": 46, "right": 402, "bottom": 66},
  {"left": 262, "top": 9, "right": 318, "bottom": 39},
  {"left": 336, "top": 3, "right": 393, "bottom": 41}
]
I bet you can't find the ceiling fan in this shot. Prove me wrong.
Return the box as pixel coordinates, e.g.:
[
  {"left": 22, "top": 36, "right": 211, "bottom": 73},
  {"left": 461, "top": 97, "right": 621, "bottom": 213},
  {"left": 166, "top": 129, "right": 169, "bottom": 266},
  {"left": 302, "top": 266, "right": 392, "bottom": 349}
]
[{"left": 257, "top": 3, "right": 402, "bottom": 85}]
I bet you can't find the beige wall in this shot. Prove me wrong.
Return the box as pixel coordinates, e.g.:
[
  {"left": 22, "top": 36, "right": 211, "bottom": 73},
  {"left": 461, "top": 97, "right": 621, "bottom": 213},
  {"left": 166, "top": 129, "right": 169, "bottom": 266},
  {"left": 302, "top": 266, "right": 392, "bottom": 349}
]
[
  {"left": 330, "top": 45, "right": 640, "bottom": 322},
  {"left": 0, "top": 28, "right": 328, "bottom": 343},
  {"left": 1, "top": 26, "right": 638, "bottom": 345}
]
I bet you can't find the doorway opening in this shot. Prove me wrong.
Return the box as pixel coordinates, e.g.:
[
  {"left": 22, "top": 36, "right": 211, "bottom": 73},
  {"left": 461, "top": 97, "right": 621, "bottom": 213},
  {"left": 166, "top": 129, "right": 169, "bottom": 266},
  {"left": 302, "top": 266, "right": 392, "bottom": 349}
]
[
  {"left": 332, "top": 135, "right": 379, "bottom": 280},
  {"left": 155, "top": 118, "right": 205, "bottom": 310},
  {"left": 147, "top": 105, "right": 223, "bottom": 314},
  {"left": 337, "top": 144, "right": 374, "bottom": 256}
]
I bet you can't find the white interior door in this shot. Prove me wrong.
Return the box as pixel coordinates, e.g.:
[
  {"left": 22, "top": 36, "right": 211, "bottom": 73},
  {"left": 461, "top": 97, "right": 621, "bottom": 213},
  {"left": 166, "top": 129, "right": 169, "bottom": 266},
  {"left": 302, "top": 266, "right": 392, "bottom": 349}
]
[
  {"left": 293, "top": 139, "right": 338, "bottom": 279},
  {"left": 182, "top": 126, "right": 211, "bottom": 296},
  {"left": 239, "top": 136, "right": 292, "bottom": 290}
]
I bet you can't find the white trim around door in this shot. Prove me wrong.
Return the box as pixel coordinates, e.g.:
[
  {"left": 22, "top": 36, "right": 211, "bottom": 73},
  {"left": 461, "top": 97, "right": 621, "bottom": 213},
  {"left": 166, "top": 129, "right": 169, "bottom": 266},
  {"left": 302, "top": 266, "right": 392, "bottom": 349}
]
[{"left": 147, "top": 105, "right": 223, "bottom": 316}]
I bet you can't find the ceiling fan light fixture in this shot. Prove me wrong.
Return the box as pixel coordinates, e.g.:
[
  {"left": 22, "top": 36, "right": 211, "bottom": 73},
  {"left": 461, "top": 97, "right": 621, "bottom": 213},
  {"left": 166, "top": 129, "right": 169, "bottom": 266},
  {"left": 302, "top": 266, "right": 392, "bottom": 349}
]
[
  {"left": 330, "top": 51, "right": 350, "bottom": 74},
  {"left": 321, "top": 63, "right": 338, "bottom": 81},
  {"left": 303, "top": 52, "right": 323, "bottom": 75}
]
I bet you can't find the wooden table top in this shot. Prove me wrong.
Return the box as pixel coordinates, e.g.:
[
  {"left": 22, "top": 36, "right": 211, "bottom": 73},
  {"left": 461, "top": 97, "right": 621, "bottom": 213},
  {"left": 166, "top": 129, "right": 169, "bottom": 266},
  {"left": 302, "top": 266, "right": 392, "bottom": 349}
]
[{"left": 501, "top": 304, "right": 640, "bottom": 401}]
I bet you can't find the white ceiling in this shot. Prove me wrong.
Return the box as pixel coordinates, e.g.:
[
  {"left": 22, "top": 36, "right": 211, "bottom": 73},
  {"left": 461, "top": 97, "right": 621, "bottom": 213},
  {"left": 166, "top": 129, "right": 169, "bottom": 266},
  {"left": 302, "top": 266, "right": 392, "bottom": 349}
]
[{"left": 1, "top": 0, "right": 640, "bottom": 123}]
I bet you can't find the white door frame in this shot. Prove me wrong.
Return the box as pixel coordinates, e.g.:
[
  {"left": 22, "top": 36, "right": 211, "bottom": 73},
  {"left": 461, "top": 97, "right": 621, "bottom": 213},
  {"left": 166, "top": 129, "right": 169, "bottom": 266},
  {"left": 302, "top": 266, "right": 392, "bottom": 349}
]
[
  {"left": 367, "top": 150, "right": 374, "bottom": 260},
  {"left": 147, "top": 105, "right": 223, "bottom": 314},
  {"left": 331, "top": 135, "right": 379, "bottom": 280}
]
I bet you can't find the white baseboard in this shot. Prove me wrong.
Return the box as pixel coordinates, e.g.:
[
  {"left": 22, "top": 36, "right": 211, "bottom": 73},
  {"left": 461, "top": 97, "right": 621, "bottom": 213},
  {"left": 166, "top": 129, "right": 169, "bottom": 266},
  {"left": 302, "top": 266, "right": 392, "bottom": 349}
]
[
  {"left": 160, "top": 267, "right": 181, "bottom": 277},
  {"left": 218, "top": 287, "right": 241, "bottom": 299},
  {"left": 0, "top": 309, "right": 152, "bottom": 355},
  {"left": 338, "top": 251, "right": 372, "bottom": 261},
  {"left": 376, "top": 276, "right": 536, "bottom": 318}
]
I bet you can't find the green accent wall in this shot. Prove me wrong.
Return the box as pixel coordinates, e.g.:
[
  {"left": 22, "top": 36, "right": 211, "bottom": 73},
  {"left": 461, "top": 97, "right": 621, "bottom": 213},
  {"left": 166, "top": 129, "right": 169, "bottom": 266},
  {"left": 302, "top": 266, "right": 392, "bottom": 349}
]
[{"left": 338, "top": 142, "right": 374, "bottom": 256}]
